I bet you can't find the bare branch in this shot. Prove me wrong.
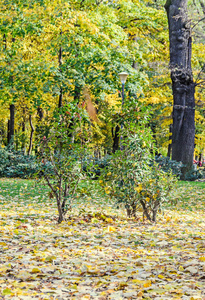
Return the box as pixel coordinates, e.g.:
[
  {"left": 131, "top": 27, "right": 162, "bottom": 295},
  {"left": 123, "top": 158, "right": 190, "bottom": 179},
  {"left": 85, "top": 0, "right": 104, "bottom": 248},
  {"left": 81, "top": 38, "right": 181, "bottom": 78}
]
[{"left": 192, "top": 16, "right": 205, "bottom": 29}]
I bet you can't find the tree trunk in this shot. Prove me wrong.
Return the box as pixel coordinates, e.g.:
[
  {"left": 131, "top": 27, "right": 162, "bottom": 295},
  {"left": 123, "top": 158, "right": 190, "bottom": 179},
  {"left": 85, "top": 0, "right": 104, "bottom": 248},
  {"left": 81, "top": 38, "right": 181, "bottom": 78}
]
[
  {"left": 28, "top": 114, "right": 34, "bottom": 155},
  {"left": 165, "top": 0, "right": 195, "bottom": 179},
  {"left": 21, "top": 107, "right": 26, "bottom": 152},
  {"left": 58, "top": 46, "right": 63, "bottom": 108},
  {"left": 8, "top": 104, "right": 15, "bottom": 145},
  {"left": 167, "top": 123, "right": 172, "bottom": 158},
  {"left": 112, "top": 125, "right": 120, "bottom": 153}
]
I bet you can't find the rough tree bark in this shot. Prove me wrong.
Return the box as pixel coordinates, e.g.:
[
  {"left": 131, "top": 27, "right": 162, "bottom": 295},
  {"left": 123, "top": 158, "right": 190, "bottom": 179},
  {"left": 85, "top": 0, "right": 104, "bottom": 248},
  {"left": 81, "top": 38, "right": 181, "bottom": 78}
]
[{"left": 165, "top": 0, "right": 195, "bottom": 179}]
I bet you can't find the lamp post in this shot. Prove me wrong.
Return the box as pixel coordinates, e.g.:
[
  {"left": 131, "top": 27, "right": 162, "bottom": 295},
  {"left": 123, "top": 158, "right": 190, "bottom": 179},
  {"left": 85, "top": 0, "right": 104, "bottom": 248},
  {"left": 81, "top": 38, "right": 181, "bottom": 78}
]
[
  {"left": 119, "top": 72, "right": 128, "bottom": 106},
  {"left": 119, "top": 72, "right": 128, "bottom": 150}
]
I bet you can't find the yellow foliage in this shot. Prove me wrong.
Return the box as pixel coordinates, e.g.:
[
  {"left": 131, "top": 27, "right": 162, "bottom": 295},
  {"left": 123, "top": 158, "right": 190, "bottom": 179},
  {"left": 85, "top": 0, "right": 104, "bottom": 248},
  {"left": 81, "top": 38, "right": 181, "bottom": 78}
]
[{"left": 105, "top": 93, "right": 121, "bottom": 112}]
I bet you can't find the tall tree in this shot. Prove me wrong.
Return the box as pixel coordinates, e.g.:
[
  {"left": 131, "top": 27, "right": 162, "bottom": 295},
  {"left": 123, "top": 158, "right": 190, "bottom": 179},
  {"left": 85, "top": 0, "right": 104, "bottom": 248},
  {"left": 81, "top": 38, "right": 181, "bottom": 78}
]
[{"left": 165, "top": 0, "right": 195, "bottom": 178}]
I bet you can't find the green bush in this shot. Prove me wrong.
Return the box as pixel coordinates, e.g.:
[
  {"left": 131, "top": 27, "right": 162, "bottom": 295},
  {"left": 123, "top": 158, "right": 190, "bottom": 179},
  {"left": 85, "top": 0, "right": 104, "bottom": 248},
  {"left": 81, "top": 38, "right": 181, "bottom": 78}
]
[
  {"left": 154, "top": 155, "right": 183, "bottom": 177},
  {"left": 99, "top": 133, "right": 177, "bottom": 222},
  {"left": 36, "top": 104, "right": 89, "bottom": 223},
  {"left": 183, "top": 167, "right": 203, "bottom": 181},
  {"left": 82, "top": 156, "right": 110, "bottom": 179},
  {"left": 0, "top": 146, "right": 41, "bottom": 178}
]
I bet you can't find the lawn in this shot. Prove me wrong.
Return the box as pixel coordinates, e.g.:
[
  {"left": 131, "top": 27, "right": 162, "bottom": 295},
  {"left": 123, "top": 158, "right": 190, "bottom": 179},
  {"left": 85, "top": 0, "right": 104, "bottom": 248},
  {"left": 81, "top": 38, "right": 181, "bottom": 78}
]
[{"left": 0, "top": 178, "right": 204, "bottom": 299}]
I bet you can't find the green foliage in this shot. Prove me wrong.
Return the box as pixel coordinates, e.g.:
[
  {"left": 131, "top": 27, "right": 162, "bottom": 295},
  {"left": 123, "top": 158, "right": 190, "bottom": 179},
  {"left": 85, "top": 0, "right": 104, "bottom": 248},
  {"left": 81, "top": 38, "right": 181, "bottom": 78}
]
[
  {"left": 37, "top": 106, "right": 89, "bottom": 223},
  {"left": 82, "top": 156, "right": 110, "bottom": 179},
  {"left": 0, "top": 145, "right": 40, "bottom": 178},
  {"left": 99, "top": 129, "right": 177, "bottom": 222},
  {"left": 135, "top": 164, "right": 177, "bottom": 221},
  {"left": 183, "top": 167, "right": 203, "bottom": 182},
  {"left": 154, "top": 155, "right": 183, "bottom": 177}
]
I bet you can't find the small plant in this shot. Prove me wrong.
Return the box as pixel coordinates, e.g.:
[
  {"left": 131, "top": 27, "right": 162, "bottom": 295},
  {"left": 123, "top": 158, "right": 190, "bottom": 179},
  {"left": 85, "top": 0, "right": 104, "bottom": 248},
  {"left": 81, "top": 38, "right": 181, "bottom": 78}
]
[
  {"left": 37, "top": 105, "right": 88, "bottom": 223},
  {"left": 99, "top": 131, "right": 177, "bottom": 222},
  {"left": 134, "top": 164, "right": 177, "bottom": 221}
]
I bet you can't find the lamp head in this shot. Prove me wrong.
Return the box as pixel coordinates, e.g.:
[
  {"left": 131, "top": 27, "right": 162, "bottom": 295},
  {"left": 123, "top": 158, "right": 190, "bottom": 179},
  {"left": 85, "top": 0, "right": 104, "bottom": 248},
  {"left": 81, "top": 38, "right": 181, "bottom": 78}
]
[{"left": 119, "top": 72, "right": 128, "bottom": 84}]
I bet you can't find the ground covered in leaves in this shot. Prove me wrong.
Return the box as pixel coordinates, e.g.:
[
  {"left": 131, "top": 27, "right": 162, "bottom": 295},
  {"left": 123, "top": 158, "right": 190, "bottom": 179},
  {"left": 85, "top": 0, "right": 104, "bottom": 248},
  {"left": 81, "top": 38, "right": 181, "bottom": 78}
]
[{"left": 0, "top": 179, "right": 205, "bottom": 299}]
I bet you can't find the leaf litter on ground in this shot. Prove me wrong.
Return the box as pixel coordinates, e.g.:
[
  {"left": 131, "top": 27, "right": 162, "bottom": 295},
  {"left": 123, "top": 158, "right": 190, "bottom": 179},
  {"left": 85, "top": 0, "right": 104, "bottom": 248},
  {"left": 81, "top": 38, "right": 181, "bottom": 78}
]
[{"left": 0, "top": 179, "right": 205, "bottom": 299}]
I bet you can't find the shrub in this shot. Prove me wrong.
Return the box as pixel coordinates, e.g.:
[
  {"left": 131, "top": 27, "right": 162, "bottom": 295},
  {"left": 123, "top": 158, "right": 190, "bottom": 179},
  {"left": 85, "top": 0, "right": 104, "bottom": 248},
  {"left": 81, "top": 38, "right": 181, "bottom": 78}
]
[
  {"left": 82, "top": 156, "right": 110, "bottom": 179},
  {"left": 37, "top": 105, "right": 89, "bottom": 223},
  {"left": 154, "top": 155, "right": 183, "bottom": 178},
  {"left": 183, "top": 167, "right": 203, "bottom": 181},
  {"left": 0, "top": 146, "right": 40, "bottom": 178},
  {"left": 99, "top": 133, "right": 177, "bottom": 222}
]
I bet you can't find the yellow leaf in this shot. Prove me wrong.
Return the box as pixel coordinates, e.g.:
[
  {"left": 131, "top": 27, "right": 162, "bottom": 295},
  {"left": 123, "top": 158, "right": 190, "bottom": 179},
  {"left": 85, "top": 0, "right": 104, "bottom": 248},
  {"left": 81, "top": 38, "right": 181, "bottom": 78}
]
[
  {"left": 179, "top": 266, "right": 184, "bottom": 271},
  {"left": 31, "top": 268, "right": 41, "bottom": 273},
  {"left": 132, "top": 279, "right": 143, "bottom": 284},
  {"left": 70, "top": 284, "right": 78, "bottom": 290},
  {"left": 105, "top": 217, "right": 113, "bottom": 223},
  {"left": 199, "top": 256, "right": 205, "bottom": 262},
  {"left": 0, "top": 242, "right": 7, "bottom": 246},
  {"left": 158, "top": 274, "right": 165, "bottom": 279},
  {"left": 45, "top": 255, "right": 56, "bottom": 262},
  {"left": 137, "top": 291, "right": 143, "bottom": 297},
  {"left": 134, "top": 184, "right": 142, "bottom": 193},
  {"left": 144, "top": 280, "right": 152, "bottom": 287},
  {"left": 91, "top": 217, "right": 98, "bottom": 223},
  {"left": 2, "top": 289, "right": 13, "bottom": 296},
  {"left": 100, "top": 291, "right": 107, "bottom": 296},
  {"left": 106, "top": 226, "right": 116, "bottom": 232}
]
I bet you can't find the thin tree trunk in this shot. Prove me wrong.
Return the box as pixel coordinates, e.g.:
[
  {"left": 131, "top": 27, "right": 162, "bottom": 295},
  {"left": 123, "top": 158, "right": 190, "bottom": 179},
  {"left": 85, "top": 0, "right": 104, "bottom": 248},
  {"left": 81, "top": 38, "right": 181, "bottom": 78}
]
[
  {"left": 7, "top": 37, "right": 16, "bottom": 146},
  {"left": 7, "top": 120, "right": 10, "bottom": 145},
  {"left": 3, "top": 34, "right": 6, "bottom": 50},
  {"left": 21, "top": 107, "right": 26, "bottom": 152},
  {"left": 165, "top": 0, "right": 195, "bottom": 179},
  {"left": 58, "top": 46, "right": 63, "bottom": 108},
  {"left": 8, "top": 104, "right": 15, "bottom": 145},
  {"left": 112, "top": 125, "right": 120, "bottom": 153},
  {"left": 167, "top": 123, "right": 172, "bottom": 158},
  {"left": 28, "top": 114, "right": 34, "bottom": 155}
]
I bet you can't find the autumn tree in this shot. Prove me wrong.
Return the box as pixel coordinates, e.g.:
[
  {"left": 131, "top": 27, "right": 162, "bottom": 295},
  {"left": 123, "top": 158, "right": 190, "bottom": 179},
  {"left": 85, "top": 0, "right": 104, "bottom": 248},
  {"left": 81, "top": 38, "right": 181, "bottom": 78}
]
[{"left": 165, "top": 0, "right": 195, "bottom": 179}]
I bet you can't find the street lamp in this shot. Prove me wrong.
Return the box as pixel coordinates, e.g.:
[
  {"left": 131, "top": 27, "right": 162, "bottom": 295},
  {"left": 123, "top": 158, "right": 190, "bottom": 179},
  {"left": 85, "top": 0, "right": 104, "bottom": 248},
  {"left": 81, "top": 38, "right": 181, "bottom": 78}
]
[
  {"left": 119, "top": 72, "right": 128, "bottom": 106},
  {"left": 119, "top": 72, "right": 128, "bottom": 150}
]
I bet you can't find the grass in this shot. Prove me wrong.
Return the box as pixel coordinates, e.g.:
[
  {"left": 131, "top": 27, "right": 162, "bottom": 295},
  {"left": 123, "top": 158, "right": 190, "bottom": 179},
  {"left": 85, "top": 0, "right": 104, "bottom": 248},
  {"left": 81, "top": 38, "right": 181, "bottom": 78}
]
[
  {"left": 169, "top": 180, "right": 205, "bottom": 211},
  {"left": 0, "top": 178, "right": 50, "bottom": 205},
  {"left": 0, "top": 178, "right": 204, "bottom": 299},
  {"left": 0, "top": 177, "right": 204, "bottom": 216}
]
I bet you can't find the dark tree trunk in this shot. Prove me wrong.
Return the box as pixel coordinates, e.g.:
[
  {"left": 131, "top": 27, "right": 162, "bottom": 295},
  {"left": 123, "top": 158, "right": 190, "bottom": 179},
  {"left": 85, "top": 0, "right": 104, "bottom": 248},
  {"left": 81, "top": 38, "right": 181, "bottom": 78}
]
[
  {"left": 7, "top": 120, "right": 10, "bottom": 145},
  {"left": 8, "top": 104, "right": 15, "bottom": 145},
  {"left": 37, "top": 107, "right": 43, "bottom": 121},
  {"left": 28, "top": 114, "right": 34, "bottom": 156},
  {"left": 167, "top": 123, "right": 172, "bottom": 158},
  {"left": 58, "top": 46, "right": 63, "bottom": 108},
  {"left": 112, "top": 125, "right": 120, "bottom": 153},
  {"left": 21, "top": 107, "right": 26, "bottom": 152},
  {"left": 67, "top": 86, "right": 81, "bottom": 139},
  {"left": 3, "top": 34, "right": 6, "bottom": 50},
  {"left": 7, "top": 38, "right": 15, "bottom": 146},
  {"left": 165, "top": 0, "right": 195, "bottom": 179}
]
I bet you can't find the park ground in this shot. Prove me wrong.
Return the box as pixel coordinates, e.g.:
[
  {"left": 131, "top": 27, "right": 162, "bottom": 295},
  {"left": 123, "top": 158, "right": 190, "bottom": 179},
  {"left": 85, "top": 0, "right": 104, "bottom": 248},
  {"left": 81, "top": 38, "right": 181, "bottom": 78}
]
[{"left": 0, "top": 179, "right": 205, "bottom": 299}]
